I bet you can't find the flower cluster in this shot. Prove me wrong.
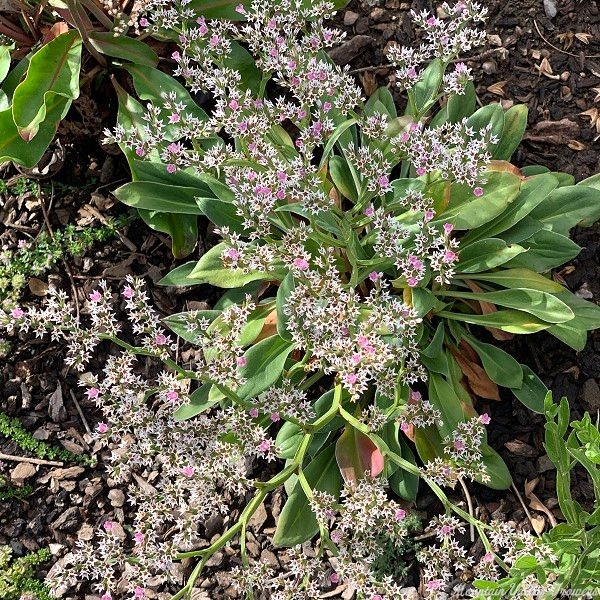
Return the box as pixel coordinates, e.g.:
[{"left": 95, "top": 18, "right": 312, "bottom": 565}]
[{"left": 387, "top": 1, "right": 487, "bottom": 92}]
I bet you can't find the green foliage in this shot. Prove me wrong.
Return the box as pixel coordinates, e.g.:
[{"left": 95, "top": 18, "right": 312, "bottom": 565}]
[
  {"left": 0, "top": 546, "right": 52, "bottom": 600},
  {"left": 0, "top": 473, "right": 32, "bottom": 501},
  {"left": 0, "top": 411, "right": 94, "bottom": 466},
  {"left": 473, "top": 396, "right": 600, "bottom": 597}
]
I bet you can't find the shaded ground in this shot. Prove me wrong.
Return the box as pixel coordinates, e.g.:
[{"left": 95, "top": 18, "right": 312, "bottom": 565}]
[{"left": 0, "top": 0, "right": 599, "bottom": 598}]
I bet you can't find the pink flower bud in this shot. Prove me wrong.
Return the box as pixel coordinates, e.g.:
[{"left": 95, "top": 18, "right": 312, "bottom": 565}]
[
  {"left": 89, "top": 290, "right": 102, "bottom": 302},
  {"left": 258, "top": 439, "right": 272, "bottom": 452},
  {"left": 87, "top": 387, "right": 100, "bottom": 399},
  {"left": 480, "top": 413, "right": 491, "bottom": 425},
  {"left": 395, "top": 508, "right": 406, "bottom": 520},
  {"left": 134, "top": 531, "right": 145, "bottom": 544},
  {"left": 368, "top": 271, "right": 379, "bottom": 282},
  {"left": 138, "top": 18, "right": 148, "bottom": 27},
  {"left": 103, "top": 520, "right": 115, "bottom": 532},
  {"left": 155, "top": 333, "right": 168, "bottom": 346},
  {"left": 236, "top": 356, "right": 247, "bottom": 367},
  {"left": 443, "top": 222, "right": 453, "bottom": 235},
  {"left": 134, "top": 587, "right": 145, "bottom": 598},
  {"left": 166, "top": 390, "right": 179, "bottom": 402},
  {"left": 181, "top": 466, "right": 195, "bottom": 477},
  {"left": 473, "top": 186, "right": 484, "bottom": 197},
  {"left": 270, "top": 412, "right": 280, "bottom": 423},
  {"left": 101, "top": 593, "right": 112, "bottom": 600},
  {"left": 169, "top": 113, "right": 180, "bottom": 124},
  {"left": 249, "top": 408, "right": 259, "bottom": 418},
  {"left": 329, "top": 572, "right": 340, "bottom": 584},
  {"left": 167, "top": 164, "right": 177, "bottom": 174},
  {"left": 97, "top": 422, "right": 109, "bottom": 434},
  {"left": 123, "top": 285, "right": 134, "bottom": 299},
  {"left": 292, "top": 257, "right": 309, "bottom": 271},
  {"left": 11, "top": 307, "right": 24, "bottom": 319}
]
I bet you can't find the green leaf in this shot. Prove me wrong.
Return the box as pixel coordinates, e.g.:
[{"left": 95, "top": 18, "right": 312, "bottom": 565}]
[
  {"left": 529, "top": 185, "right": 600, "bottom": 235},
  {"left": 493, "top": 104, "right": 528, "bottom": 160},
  {"left": 276, "top": 271, "right": 295, "bottom": 342},
  {"left": 0, "top": 95, "right": 69, "bottom": 167},
  {"left": 329, "top": 155, "right": 359, "bottom": 202},
  {"left": 158, "top": 262, "right": 197, "bottom": 287},
  {"left": 441, "top": 288, "right": 574, "bottom": 324},
  {"left": 114, "top": 181, "right": 207, "bottom": 214},
  {"left": 236, "top": 335, "right": 295, "bottom": 401},
  {"left": 414, "top": 425, "right": 445, "bottom": 464},
  {"left": 163, "top": 310, "right": 220, "bottom": 342},
  {"left": 0, "top": 43, "right": 14, "bottom": 84},
  {"left": 438, "top": 309, "right": 551, "bottom": 334},
  {"left": 503, "top": 229, "right": 581, "bottom": 272},
  {"left": 463, "top": 173, "right": 559, "bottom": 244},
  {"left": 273, "top": 444, "right": 344, "bottom": 547},
  {"left": 442, "top": 171, "right": 522, "bottom": 230},
  {"left": 547, "top": 293, "right": 600, "bottom": 351},
  {"left": 335, "top": 425, "right": 384, "bottom": 484},
  {"left": 188, "top": 243, "right": 284, "bottom": 287},
  {"left": 461, "top": 268, "right": 565, "bottom": 293},
  {"left": 428, "top": 373, "right": 468, "bottom": 437},
  {"left": 456, "top": 238, "right": 526, "bottom": 273},
  {"left": 88, "top": 31, "right": 158, "bottom": 66},
  {"left": 365, "top": 87, "right": 397, "bottom": 118},
  {"left": 12, "top": 30, "right": 82, "bottom": 141},
  {"left": 138, "top": 210, "right": 198, "bottom": 258},
  {"left": 466, "top": 103, "right": 505, "bottom": 144},
  {"left": 188, "top": 0, "right": 248, "bottom": 18},
  {"left": 446, "top": 80, "right": 476, "bottom": 122},
  {"left": 513, "top": 366, "right": 548, "bottom": 413},
  {"left": 480, "top": 443, "right": 512, "bottom": 489},
  {"left": 466, "top": 337, "right": 523, "bottom": 389},
  {"left": 384, "top": 424, "right": 419, "bottom": 501},
  {"left": 409, "top": 59, "right": 444, "bottom": 116},
  {"left": 174, "top": 383, "right": 220, "bottom": 420},
  {"left": 226, "top": 41, "right": 261, "bottom": 94}
]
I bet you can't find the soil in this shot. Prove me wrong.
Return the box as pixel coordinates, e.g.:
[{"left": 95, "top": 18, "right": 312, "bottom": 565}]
[{"left": 0, "top": 1, "right": 599, "bottom": 599}]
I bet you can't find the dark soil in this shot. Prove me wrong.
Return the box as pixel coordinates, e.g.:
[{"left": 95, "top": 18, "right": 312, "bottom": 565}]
[{"left": 0, "top": 1, "right": 599, "bottom": 599}]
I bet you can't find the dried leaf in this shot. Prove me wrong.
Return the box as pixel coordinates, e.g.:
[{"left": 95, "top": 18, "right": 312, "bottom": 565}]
[
  {"left": 254, "top": 310, "right": 278, "bottom": 343},
  {"left": 592, "top": 87, "right": 600, "bottom": 103},
  {"left": 524, "top": 478, "right": 558, "bottom": 527},
  {"left": 567, "top": 140, "right": 586, "bottom": 151},
  {"left": 487, "top": 80, "right": 507, "bottom": 97},
  {"left": 575, "top": 32, "right": 593, "bottom": 44},
  {"left": 535, "top": 57, "right": 558, "bottom": 79},
  {"left": 454, "top": 352, "right": 501, "bottom": 401},
  {"left": 524, "top": 118, "right": 580, "bottom": 145},
  {"left": 580, "top": 108, "right": 600, "bottom": 138},
  {"left": 531, "top": 514, "right": 546, "bottom": 535},
  {"left": 29, "top": 277, "right": 49, "bottom": 296},
  {"left": 504, "top": 439, "right": 537, "bottom": 457}
]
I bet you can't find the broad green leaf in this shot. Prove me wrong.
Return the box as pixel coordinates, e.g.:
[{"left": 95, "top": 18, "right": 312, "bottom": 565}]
[
  {"left": 442, "top": 171, "right": 521, "bottom": 230},
  {"left": 158, "top": 261, "right": 197, "bottom": 287},
  {"left": 1, "top": 53, "right": 29, "bottom": 99},
  {"left": 365, "top": 87, "right": 397, "bottom": 118},
  {"left": 188, "top": 243, "right": 284, "bottom": 287},
  {"left": 0, "top": 95, "right": 70, "bottom": 167},
  {"left": 513, "top": 365, "right": 547, "bottom": 413},
  {"left": 547, "top": 320, "right": 590, "bottom": 352},
  {"left": 438, "top": 309, "right": 551, "bottom": 333},
  {"left": 114, "top": 181, "right": 207, "bottom": 214},
  {"left": 335, "top": 425, "right": 384, "bottom": 484},
  {"left": 456, "top": 238, "right": 525, "bottom": 273},
  {"left": 420, "top": 322, "right": 449, "bottom": 375},
  {"left": 547, "top": 293, "right": 600, "bottom": 350},
  {"left": 493, "top": 104, "right": 528, "bottom": 160},
  {"left": 383, "top": 424, "right": 419, "bottom": 501},
  {"left": 88, "top": 31, "right": 158, "bottom": 66},
  {"left": 498, "top": 216, "right": 544, "bottom": 244},
  {"left": 480, "top": 443, "right": 512, "bottom": 489},
  {"left": 467, "top": 337, "right": 523, "bottom": 389},
  {"left": 276, "top": 272, "right": 295, "bottom": 342},
  {"left": 174, "top": 383, "right": 219, "bottom": 420},
  {"left": 428, "top": 373, "right": 468, "bottom": 437},
  {"left": 529, "top": 185, "right": 600, "bottom": 234},
  {"left": 409, "top": 58, "right": 444, "bottom": 116},
  {"left": 503, "top": 229, "right": 581, "bottom": 272},
  {"left": 188, "top": 0, "right": 248, "bottom": 18},
  {"left": 441, "top": 288, "right": 574, "bottom": 324},
  {"left": 138, "top": 210, "right": 198, "bottom": 258},
  {"left": 163, "top": 309, "right": 220, "bottom": 343},
  {"left": 329, "top": 155, "right": 359, "bottom": 202},
  {"left": 414, "top": 424, "right": 445, "bottom": 464},
  {"left": 447, "top": 80, "right": 476, "bottom": 122},
  {"left": 461, "top": 268, "right": 565, "bottom": 294},
  {"left": 466, "top": 103, "right": 505, "bottom": 143},
  {"left": 226, "top": 41, "right": 261, "bottom": 95},
  {"left": 0, "top": 43, "right": 14, "bottom": 84},
  {"left": 273, "top": 444, "right": 344, "bottom": 547},
  {"left": 12, "top": 30, "right": 82, "bottom": 141},
  {"left": 236, "top": 335, "right": 295, "bottom": 401},
  {"left": 463, "top": 173, "right": 559, "bottom": 244}
]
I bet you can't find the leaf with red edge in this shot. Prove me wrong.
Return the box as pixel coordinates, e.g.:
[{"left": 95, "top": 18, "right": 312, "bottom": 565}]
[{"left": 335, "top": 425, "right": 384, "bottom": 485}]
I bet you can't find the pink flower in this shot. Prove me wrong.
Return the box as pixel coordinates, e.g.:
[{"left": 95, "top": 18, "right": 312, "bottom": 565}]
[
  {"left": 483, "top": 551, "right": 494, "bottom": 562},
  {"left": 395, "top": 508, "right": 406, "bottom": 521},
  {"left": 270, "top": 412, "right": 280, "bottom": 423},
  {"left": 442, "top": 250, "right": 457, "bottom": 263},
  {"left": 97, "top": 422, "right": 108, "bottom": 434},
  {"left": 416, "top": 167, "right": 426, "bottom": 176},
  {"left": 346, "top": 373, "right": 358, "bottom": 385},
  {"left": 329, "top": 572, "right": 339, "bottom": 584},
  {"left": 323, "top": 102, "right": 332, "bottom": 112},
  {"left": 235, "top": 3, "right": 245, "bottom": 13},
  {"left": 480, "top": 413, "right": 491, "bottom": 425},
  {"left": 368, "top": 271, "right": 379, "bottom": 282},
  {"left": 167, "top": 164, "right": 177, "bottom": 174},
  {"left": 351, "top": 353, "right": 362, "bottom": 365},
  {"left": 258, "top": 439, "right": 272, "bottom": 453},
  {"left": 89, "top": 290, "right": 102, "bottom": 302},
  {"left": 228, "top": 99, "right": 239, "bottom": 111},
  {"left": 454, "top": 439, "right": 466, "bottom": 452},
  {"left": 135, "top": 147, "right": 145, "bottom": 157},
  {"left": 443, "top": 222, "right": 454, "bottom": 235},
  {"left": 424, "top": 209, "right": 435, "bottom": 221},
  {"left": 226, "top": 248, "right": 240, "bottom": 261},
  {"left": 181, "top": 466, "right": 195, "bottom": 477},
  {"left": 236, "top": 356, "right": 247, "bottom": 367},
  {"left": 248, "top": 408, "right": 259, "bottom": 418},
  {"left": 473, "top": 186, "right": 484, "bottom": 197},
  {"left": 411, "top": 391, "right": 422, "bottom": 401},
  {"left": 364, "top": 205, "right": 375, "bottom": 217},
  {"left": 407, "top": 276, "right": 419, "bottom": 287},
  {"left": 400, "top": 422, "right": 410, "bottom": 433},
  {"left": 101, "top": 593, "right": 113, "bottom": 600},
  {"left": 134, "top": 587, "right": 145, "bottom": 598},
  {"left": 292, "top": 257, "right": 309, "bottom": 271},
  {"left": 134, "top": 531, "right": 145, "bottom": 544},
  {"left": 87, "top": 387, "right": 100, "bottom": 399},
  {"left": 166, "top": 390, "right": 179, "bottom": 402},
  {"left": 167, "top": 142, "right": 180, "bottom": 154},
  {"left": 155, "top": 333, "right": 168, "bottom": 346},
  {"left": 171, "top": 51, "right": 180, "bottom": 61},
  {"left": 426, "top": 579, "right": 443, "bottom": 591},
  {"left": 169, "top": 113, "right": 180, "bottom": 124},
  {"left": 11, "top": 307, "right": 24, "bottom": 319},
  {"left": 103, "top": 520, "right": 115, "bottom": 532},
  {"left": 123, "top": 285, "right": 134, "bottom": 299},
  {"left": 138, "top": 18, "right": 149, "bottom": 27}
]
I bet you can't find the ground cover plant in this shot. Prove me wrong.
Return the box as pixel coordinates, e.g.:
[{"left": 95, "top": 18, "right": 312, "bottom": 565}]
[{"left": 2, "top": 0, "right": 600, "bottom": 599}]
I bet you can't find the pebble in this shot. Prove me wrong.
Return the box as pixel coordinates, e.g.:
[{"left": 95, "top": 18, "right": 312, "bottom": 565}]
[
  {"left": 204, "top": 513, "right": 224, "bottom": 539},
  {"left": 10, "top": 462, "right": 36, "bottom": 484},
  {"left": 51, "top": 507, "right": 81, "bottom": 531},
  {"left": 48, "top": 382, "right": 67, "bottom": 423},
  {"left": 343, "top": 10, "right": 359, "bottom": 26},
  {"left": 580, "top": 378, "right": 600, "bottom": 411},
  {"left": 260, "top": 549, "right": 279, "bottom": 569},
  {"left": 108, "top": 488, "right": 126, "bottom": 507},
  {"left": 399, "top": 587, "right": 419, "bottom": 600}
]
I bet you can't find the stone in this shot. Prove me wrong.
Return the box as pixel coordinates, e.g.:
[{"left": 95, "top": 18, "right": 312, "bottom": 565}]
[
  {"left": 260, "top": 549, "right": 279, "bottom": 569},
  {"left": 580, "top": 378, "right": 600, "bottom": 411},
  {"left": 77, "top": 523, "right": 95, "bottom": 541},
  {"left": 108, "top": 488, "right": 125, "bottom": 507},
  {"left": 248, "top": 501, "right": 268, "bottom": 531},
  {"left": 204, "top": 513, "right": 224, "bottom": 539},
  {"left": 10, "top": 462, "right": 36, "bottom": 485},
  {"left": 536, "top": 454, "right": 555, "bottom": 473},
  {"left": 39, "top": 466, "right": 85, "bottom": 484},
  {"left": 48, "top": 382, "right": 67, "bottom": 423},
  {"left": 399, "top": 587, "right": 419, "bottom": 600},
  {"left": 343, "top": 10, "right": 359, "bottom": 26},
  {"left": 327, "top": 35, "right": 374, "bottom": 66},
  {"left": 51, "top": 507, "right": 81, "bottom": 532}
]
